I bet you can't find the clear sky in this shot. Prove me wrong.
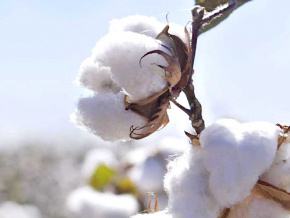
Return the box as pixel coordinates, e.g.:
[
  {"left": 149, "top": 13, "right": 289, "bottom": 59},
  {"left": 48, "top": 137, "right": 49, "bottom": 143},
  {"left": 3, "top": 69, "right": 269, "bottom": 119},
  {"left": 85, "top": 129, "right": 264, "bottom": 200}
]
[{"left": 0, "top": 0, "right": 289, "bottom": 142}]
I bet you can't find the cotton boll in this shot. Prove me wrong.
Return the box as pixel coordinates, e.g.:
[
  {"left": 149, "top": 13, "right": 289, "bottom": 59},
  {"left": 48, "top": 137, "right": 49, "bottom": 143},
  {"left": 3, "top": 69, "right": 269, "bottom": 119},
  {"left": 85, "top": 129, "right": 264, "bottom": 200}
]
[
  {"left": 109, "top": 15, "right": 187, "bottom": 43},
  {"left": 67, "top": 186, "right": 139, "bottom": 218},
  {"left": 81, "top": 148, "right": 118, "bottom": 179},
  {"left": 200, "top": 119, "right": 281, "bottom": 207},
  {"left": 92, "top": 31, "right": 168, "bottom": 101},
  {"left": 109, "top": 15, "right": 164, "bottom": 38},
  {"left": 131, "top": 210, "right": 172, "bottom": 218},
  {"left": 260, "top": 142, "right": 290, "bottom": 192},
  {"left": 0, "top": 202, "right": 42, "bottom": 218},
  {"left": 76, "top": 58, "right": 121, "bottom": 94},
  {"left": 228, "top": 197, "right": 290, "bottom": 218},
  {"left": 164, "top": 146, "right": 222, "bottom": 218},
  {"left": 72, "top": 92, "right": 146, "bottom": 141}
]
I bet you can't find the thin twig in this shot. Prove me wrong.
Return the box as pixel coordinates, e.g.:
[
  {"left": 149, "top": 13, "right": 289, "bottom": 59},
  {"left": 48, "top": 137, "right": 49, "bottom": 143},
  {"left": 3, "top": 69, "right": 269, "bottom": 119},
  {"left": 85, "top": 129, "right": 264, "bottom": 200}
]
[
  {"left": 181, "top": 6, "right": 205, "bottom": 135},
  {"left": 183, "top": 0, "right": 240, "bottom": 135}
]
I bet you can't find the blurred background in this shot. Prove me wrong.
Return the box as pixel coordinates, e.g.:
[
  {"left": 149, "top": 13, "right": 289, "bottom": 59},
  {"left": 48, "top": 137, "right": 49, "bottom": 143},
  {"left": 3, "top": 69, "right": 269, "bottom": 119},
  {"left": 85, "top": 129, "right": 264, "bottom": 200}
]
[{"left": 0, "top": 0, "right": 290, "bottom": 217}]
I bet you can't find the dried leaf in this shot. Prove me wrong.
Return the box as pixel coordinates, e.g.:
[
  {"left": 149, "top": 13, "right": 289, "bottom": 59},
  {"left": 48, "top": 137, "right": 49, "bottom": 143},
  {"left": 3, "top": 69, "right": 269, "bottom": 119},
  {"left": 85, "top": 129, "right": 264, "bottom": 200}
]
[
  {"left": 184, "top": 131, "right": 201, "bottom": 146},
  {"left": 218, "top": 208, "right": 231, "bottom": 218},
  {"left": 140, "top": 25, "right": 192, "bottom": 97},
  {"left": 156, "top": 25, "right": 177, "bottom": 52},
  {"left": 154, "top": 195, "right": 158, "bottom": 212},
  {"left": 127, "top": 25, "right": 193, "bottom": 140},
  {"left": 146, "top": 193, "right": 158, "bottom": 214},
  {"left": 130, "top": 98, "right": 170, "bottom": 140},
  {"left": 276, "top": 124, "right": 290, "bottom": 148},
  {"left": 254, "top": 180, "right": 290, "bottom": 211},
  {"left": 140, "top": 49, "right": 181, "bottom": 95},
  {"left": 125, "top": 88, "right": 168, "bottom": 120},
  {"left": 159, "top": 25, "right": 192, "bottom": 96},
  {"left": 147, "top": 196, "right": 152, "bottom": 214}
]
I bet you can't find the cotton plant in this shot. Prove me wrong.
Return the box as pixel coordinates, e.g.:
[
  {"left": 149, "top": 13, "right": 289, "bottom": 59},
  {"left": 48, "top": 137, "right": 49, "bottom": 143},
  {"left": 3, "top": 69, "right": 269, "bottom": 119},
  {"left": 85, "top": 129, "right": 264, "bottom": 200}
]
[
  {"left": 72, "top": 0, "right": 290, "bottom": 217},
  {"left": 67, "top": 136, "right": 188, "bottom": 216}
]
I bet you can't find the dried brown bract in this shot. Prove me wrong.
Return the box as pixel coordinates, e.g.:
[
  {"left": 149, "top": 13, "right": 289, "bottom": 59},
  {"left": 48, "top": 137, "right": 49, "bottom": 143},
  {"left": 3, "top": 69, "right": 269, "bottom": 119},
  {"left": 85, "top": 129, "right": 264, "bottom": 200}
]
[{"left": 126, "top": 25, "right": 192, "bottom": 139}]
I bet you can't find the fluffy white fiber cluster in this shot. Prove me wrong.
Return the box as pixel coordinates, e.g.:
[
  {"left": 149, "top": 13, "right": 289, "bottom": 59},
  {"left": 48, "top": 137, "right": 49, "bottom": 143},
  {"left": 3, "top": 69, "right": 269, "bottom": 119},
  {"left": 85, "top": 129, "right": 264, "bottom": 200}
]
[
  {"left": 132, "top": 119, "right": 289, "bottom": 218},
  {"left": 67, "top": 186, "right": 139, "bottom": 218},
  {"left": 72, "top": 15, "right": 186, "bottom": 141},
  {"left": 0, "top": 201, "right": 42, "bottom": 218}
]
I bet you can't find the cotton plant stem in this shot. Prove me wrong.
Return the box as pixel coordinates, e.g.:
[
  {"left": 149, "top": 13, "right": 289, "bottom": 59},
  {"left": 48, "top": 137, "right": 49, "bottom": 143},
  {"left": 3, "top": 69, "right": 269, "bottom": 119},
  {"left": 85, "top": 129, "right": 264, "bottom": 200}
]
[
  {"left": 184, "top": 0, "right": 239, "bottom": 135},
  {"left": 182, "top": 6, "right": 205, "bottom": 135}
]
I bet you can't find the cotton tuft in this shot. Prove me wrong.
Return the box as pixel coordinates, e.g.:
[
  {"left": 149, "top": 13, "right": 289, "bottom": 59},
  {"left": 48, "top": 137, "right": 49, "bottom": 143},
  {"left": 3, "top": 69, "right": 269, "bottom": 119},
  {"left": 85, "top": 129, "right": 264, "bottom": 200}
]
[
  {"left": 92, "top": 31, "right": 169, "bottom": 101},
  {"left": 164, "top": 146, "right": 222, "bottom": 218},
  {"left": 109, "top": 15, "right": 187, "bottom": 42},
  {"left": 0, "top": 202, "right": 42, "bottom": 218},
  {"left": 71, "top": 92, "right": 146, "bottom": 141},
  {"left": 109, "top": 15, "right": 164, "bottom": 38},
  {"left": 77, "top": 58, "right": 120, "bottom": 94},
  {"left": 67, "top": 186, "right": 139, "bottom": 218},
  {"left": 261, "top": 142, "right": 290, "bottom": 192},
  {"left": 200, "top": 119, "right": 281, "bottom": 207}
]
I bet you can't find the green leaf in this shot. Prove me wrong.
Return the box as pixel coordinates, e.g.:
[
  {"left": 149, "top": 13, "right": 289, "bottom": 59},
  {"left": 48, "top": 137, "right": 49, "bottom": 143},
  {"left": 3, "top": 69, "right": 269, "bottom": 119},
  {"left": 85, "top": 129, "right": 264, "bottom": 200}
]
[
  {"left": 89, "top": 164, "right": 116, "bottom": 190},
  {"left": 195, "top": 0, "right": 251, "bottom": 34},
  {"left": 196, "top": 0, "right": 228, "bottom": 11},
  {"left": 115, "top": 177, "right": 138, "bottom": 196}
]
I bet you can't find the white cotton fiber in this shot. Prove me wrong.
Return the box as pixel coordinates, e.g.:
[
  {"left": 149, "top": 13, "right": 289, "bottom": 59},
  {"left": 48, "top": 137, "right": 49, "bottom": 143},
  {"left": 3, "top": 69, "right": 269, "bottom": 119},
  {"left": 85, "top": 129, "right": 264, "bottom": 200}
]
[
  {"left": 200, "top": 119, "right": 281, "bottom": 207},
  {"left": 0, "top": 202, "right": 42, "bottom": 218},
  {"left": 131, "top": 210, "right": 172, "bottom": 218},
  {"left": 109, "top": 15, "right": 164, "bottom": 38},
  {"left": 71, "top": 92, "right": 146, "bottom": 141},
  {"left": 164, "top": 146, "right": 222, "bottom": 218},
  {"left": 261, "top": 142, "right": 290, "bottom": 192},
  {"left": 77, "top": 58, "right": 120, "bottom": 94},
  {"left": 92, "top": 31, "right": 168, "bottom": 101},
  {"left": 109, "top": 15, "right": 187, "bottom": 43},
  {"left": 67, "top": 186, "right": 139, "bottom": 218},
  {"left": 228, "top": 197, "right": 290, "bottom": 218}
]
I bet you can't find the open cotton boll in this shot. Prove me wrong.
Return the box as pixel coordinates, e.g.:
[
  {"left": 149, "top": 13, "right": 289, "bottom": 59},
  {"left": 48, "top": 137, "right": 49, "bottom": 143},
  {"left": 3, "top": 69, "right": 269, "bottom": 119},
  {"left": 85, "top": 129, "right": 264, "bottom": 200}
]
[
  {"left": 228, "top": 197, "right": 290, "bottom": 218},
  {"left": 164, "top": 146, "right": 222, "bottom": 218},
  {"left": 67, "top": 186, "right": 139, "bottom": 218},
  {"left": 109, "top": 15, "right": 187, "bottom": 43},
  {"left": 200, "top": 119, "right": 280, "bottom": 207},
  {"left": 92, "top": 31, "right": 168, "bottom": 101},
  {"left": 109, "top": 15, "right": 164, "bottom": 38},
  {"left": 81, "top": 148, "right": 118, "bottom": 179},
  {"left": 0, "top": 202, "right": 42, "bottom": 218},
  {"left": 72, "top": 92, "right": 146, "bottom": 141},
  {"left": 76, "top": 58, "right": 121, "bottom": 94},
  {"left": 131, "top": 210, "right": 172, "bottom": 218},
  {"left": 260, "top": 142, "right": 290, "bottom": 192}
]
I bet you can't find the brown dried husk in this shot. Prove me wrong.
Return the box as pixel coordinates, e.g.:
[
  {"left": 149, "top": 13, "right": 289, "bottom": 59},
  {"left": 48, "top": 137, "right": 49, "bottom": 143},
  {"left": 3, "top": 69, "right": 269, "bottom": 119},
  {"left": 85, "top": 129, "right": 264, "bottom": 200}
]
[{"left": 126, "top": 25, "right": 192, "bottom": 139}]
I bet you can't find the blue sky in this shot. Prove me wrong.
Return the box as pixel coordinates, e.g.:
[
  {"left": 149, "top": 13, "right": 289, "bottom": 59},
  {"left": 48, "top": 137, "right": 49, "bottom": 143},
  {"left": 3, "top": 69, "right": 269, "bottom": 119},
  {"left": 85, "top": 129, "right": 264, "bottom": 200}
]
[{"left": 0, "top": 0, "right": 289, "bottom": 141}]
